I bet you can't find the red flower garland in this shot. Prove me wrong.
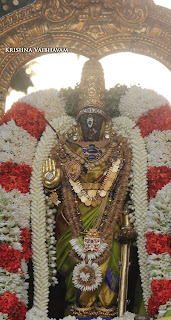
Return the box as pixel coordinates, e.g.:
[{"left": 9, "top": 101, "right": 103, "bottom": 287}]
[
  {"left": 0, "top": 162, "right": 32, "bottom": 193},
  {"left": 0, "top": 292, "right": 27, "bottom": 320},
  {"left": 147, "top": 166, "right": 171, "bottom": 199},
  {"left": 0, "top": 229, "right": 32, "bottom": 273},
  {"left": 0, "top": 243, "right": 22, "bottom": 273},
  {"left": 136, "top": 104, "right": 171, "bottom": 137},
  {"left": 148, "top": 279, "right": 171, "bottom": 316},
  {"left": 20, "top": 228, "right": 32, "bottom": 262},
  {"left": 145, "top": 232, "right": 171, "bottom": 255},
  {"left": 1, "top": 102, "right": 46, "bottom": 140}
]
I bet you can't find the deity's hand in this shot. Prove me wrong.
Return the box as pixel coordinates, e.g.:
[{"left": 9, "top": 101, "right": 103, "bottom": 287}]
[{"left": 42, "top": 158, "right": 62, "bottom": 189}]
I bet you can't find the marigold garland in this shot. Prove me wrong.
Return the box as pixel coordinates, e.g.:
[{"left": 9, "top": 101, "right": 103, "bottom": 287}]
[
  {"left": 0, "top": 292, "right": 27, "bottom": 320},
  {"left": 136, "top": 104, "right": 171, "bottom": 137},
  {"left": 1, "top": 102, "right": 46, "bottom": 140},
  {"left": 147, "top": 166, "right": 171, "bottom": 199},
  {"left": 145, "top": 232, "right": 171, "bottom": 255},
  {"left": 0, "top": 162, "right": 32, "bottom": 193}
]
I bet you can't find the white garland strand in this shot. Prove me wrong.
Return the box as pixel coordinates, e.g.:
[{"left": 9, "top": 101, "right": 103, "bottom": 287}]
[
  {"left": 20, "top": 89, "right": 66, "bottom": 123},
  {"left": 112, "top": 116, "right": 150, "bottom": 306},
  {"left": 0, "top": 120, "right": 37, "bottom": 167},
  {"left": 26, "top": 307, "right": 56, "bottom": 320},
  {"left": 145, "top": 130, "right": 171, "bottom": 169},
  {"left": 30, "top": 115, "right": 75, "bottom": 313},
  {"left": 45, "top": 197, "right": 58, "bottom": 286},
  {"left": 119, "top": 86, "right": 169, "bottom": 122}
]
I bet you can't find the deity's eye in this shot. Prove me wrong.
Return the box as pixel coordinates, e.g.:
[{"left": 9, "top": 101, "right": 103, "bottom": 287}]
[{"left": 87, "top": 114, "right": 94, "bottom": 128}]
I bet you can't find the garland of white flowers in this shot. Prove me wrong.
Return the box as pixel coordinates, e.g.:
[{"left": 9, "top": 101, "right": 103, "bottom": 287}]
[
  {"left": 112, "top": 116, "right": 150, "bottom": 307},
  {"left": 45, "top": 197, "right": 58, "bottom": 286},
  {"left": 119, "top": 86, "right": 169, "bottom": 122},
  {"left": 30, "top": 115, "right": 76, "bottom": 313},
  {"left": 20, "top": 88, "right": 66, "bottom": 123},
  {"left": 0, "top": 120, "right": 37, "bottom": 167},
  {"left": 145, "top": 130, "right": 171, "bottom": 169}
]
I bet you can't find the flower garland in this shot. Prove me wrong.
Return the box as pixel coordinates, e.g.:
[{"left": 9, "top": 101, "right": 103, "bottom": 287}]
[
  {"left": 112, "top": 116, "right": 150, "bottom": 306},
  {"left": 0, "top": 120, "right": 38, "bottom": 167},
  {"left": 1, "top": 102, "right": 46, "bottom": 140},
  {"left": 145, "top": 183, "right": 171, "bottom": 317},
  {"left": 20, "top": 89, "right": 66, "bottom": 123},
  {"left": 30, "top": 115, "right": 75, "bottom": 314},
  {"left": 0, "top": 102, "right": 42, "bottom": 319},
  {"left": 45, "top": 197, "right": 58, "bottom": 286},
  {"left": 0, "top": 292, "right": 27, "bottom": 320},
  {"left": 144, "top": 130, "right": 171, "bottom": 169},
  {"left": 119, "top": 85, "right": 169, "bottom": 122},
  {"left": 0, "top": 87, "right": 170, "bottom": 319},
  {"left": 136, "top": 104, "right": 171, "bottom": 138},
  {"left": 0, "top": 162, "right": 32, "bottom": 194},
  {"left": 133, "top": 101, "right": 171, "bottom": 317}
]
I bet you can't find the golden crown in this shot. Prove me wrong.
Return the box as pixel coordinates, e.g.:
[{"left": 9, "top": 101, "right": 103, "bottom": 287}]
[{"left": 77, "top": 58, "right": 106, "bottom": 119}]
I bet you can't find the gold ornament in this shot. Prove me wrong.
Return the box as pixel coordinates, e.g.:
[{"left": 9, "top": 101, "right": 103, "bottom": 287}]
[
  {"left": 77, "top": 58, "right": 107, "bottom": 119},
  {"left": 49, "top": 191, "right": 61, "bottom": 206}
]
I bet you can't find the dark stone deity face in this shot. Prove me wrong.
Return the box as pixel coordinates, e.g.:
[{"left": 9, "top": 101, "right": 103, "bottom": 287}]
[{"left": 79, "top": 113, "right": 104, "bottom": 141}]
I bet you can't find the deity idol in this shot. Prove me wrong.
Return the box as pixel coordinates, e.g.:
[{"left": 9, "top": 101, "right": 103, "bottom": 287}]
[{"left": 42, "top": 58, "right": 143, "bottom": 317}]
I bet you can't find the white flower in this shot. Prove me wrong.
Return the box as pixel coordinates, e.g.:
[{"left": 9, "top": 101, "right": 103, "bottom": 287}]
[
  {"left": 0, "top": 313, "right": 9, "bottom": 320},
  {"left": 146, "top": 183, "right": 171, "bottom": 234},
  {"left": 145, "top": 130, "right": 171, "bottom": 169},
  {"left": 0, "top": 120, "right": 37, "bottom": 166},
  {"left": 20, "top": 89, "right": 66, "bottom": 123},
  {"left": 119, "top": 85, "right": 169, "bottom": 121},
  {"left": 80, "top": 272, "right": 90, "bottom": 282},
  {"left": 72, "top": 261, "right": 102, "bottom": 292},
  {"left": 26, "top": 307, "right": 56, "bottom": 320}
]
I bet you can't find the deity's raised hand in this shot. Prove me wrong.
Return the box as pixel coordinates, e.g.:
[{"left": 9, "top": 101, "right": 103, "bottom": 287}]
[{"left": 42, "top": 158, "right": 62, "bottom": 189}]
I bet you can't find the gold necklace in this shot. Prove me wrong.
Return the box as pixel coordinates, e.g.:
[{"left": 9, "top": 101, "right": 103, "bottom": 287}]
[{"left": 68, "top": 158, "right": 123, "bottom": 207}]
